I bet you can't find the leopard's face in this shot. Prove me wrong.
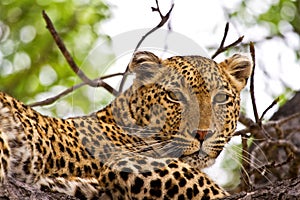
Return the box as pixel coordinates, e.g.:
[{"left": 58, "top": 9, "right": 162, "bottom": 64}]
[{"left": 114, "top": 52, "right": 252, "bottom": 169}]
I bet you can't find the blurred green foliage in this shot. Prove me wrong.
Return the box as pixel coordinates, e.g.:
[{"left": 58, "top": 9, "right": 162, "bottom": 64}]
[
  {"left": 229, "top": 0, "right": 300, "bottom": 58},
  {"left": 0, "top": 0, "right": 112, "bottom": 116}
]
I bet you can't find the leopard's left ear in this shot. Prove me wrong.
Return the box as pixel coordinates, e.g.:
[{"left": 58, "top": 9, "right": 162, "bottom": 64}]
[
  {"left": 219, "top": 54, "right": 252, "bottom": 91},
  {"left": 128, "top": 51, "right": 162, "bottom": 86}
]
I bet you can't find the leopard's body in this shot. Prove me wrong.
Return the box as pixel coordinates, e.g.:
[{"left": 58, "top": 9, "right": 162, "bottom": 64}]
[{"left": 0, "top": 51, "right": 252, "bottom": 199}]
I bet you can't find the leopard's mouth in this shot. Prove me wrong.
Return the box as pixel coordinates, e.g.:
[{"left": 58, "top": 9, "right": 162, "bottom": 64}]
[{"left": 179, "top": 149, "right": 207, "bottom": 159}]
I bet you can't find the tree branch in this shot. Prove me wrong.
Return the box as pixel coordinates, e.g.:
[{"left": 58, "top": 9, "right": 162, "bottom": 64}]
[
  {"left": 249, "top": 42, "right": 259, "bottom": 124},
  {"left": 42, "top": 10, "right": 119, "bottom": 96},
  {"left": 29, "top": 73, "right": 124, "bottom": 107},
  {"left": 211, "top": 23, "right": 244, "bottom": 59},
  {"left": 118, "top": 0, "right": 174, "bottom": 92}
]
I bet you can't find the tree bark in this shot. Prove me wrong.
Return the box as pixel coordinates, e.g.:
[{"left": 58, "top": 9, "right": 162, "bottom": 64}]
[
  {"left": 0, "top": 178, "right": 77, "bottom": 200},
  {"left": 221, "top": 175, "right": 300, "bottom": 200}
]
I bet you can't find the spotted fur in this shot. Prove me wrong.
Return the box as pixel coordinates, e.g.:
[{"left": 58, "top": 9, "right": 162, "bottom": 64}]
[{"left": 0, "top": 51, "right": 252, "bottom": 199}]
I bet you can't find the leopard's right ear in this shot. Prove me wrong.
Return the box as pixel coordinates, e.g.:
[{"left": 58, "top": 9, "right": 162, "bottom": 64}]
[
  {"left": 219, "top": 54, "right": 252, "bottom": 92},
  {"left": 128, "top": 51, "right": 162, "bottom": 85}
]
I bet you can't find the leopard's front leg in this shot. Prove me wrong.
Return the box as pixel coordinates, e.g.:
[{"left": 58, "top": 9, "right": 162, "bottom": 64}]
[{"left": 101, "top": 156, "right": 228, "bottom": 200}]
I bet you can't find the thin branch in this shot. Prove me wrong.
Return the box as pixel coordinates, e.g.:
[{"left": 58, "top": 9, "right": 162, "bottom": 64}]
[
  {"left": 118, "top": 0, "right": 174, "bottom": 92},
  {"left": 239, "top": 113, "right": 255, "bottom": 127},
  {"left": 29, "top": 72, "right": 124, "bottom": 107},
  {"left": 249, "top": 42, "right": 259, "bottom": 124},
  {"left": 249, "top": 153, "right": 294, "bottom": 175},
  {"left": 233, "top": 128, "right": 250, "bottom": 137},
  {"left": 273, "top": 112, "right": 300, "bottom": 126},
  {"left": 211, "top": 23, "right": 244, "bottom": 59},
  {"left": 42, "top": 10, "right": 119, "bottom": 96},
  {"left": 259, "top": 97, "right": 280, "bottom": 121}
]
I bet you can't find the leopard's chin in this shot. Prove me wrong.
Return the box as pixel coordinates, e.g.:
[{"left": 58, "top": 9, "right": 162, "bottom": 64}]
[{"left": 179, "top": 150, "right": 216, "bottom": 169}]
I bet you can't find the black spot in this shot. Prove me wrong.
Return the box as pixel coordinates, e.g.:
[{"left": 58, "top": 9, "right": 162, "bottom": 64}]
[
  {"left": 159, "top": 169, "right": 168, "bottom": 177},
  {"left": 66, "top": 147, "right": 74, "bottom": 157},
  {"left": 40, "top": 184, "right": 50, "bottom": 191},
  {"left": 205, "top": 178, "right": 211, "bottom": 185},
  {"left": 81, "top": 137, "right": 89, "bottom": 146},
  {"left": 173, "top": 171, "right": 180, "bottom": 180},
  {"left": 168, "top": 163, "right": 178, "bottom": 168},
  {"left": 198, "top": 176, "right": 204, "bottom": 187},
  {"left": 47, "top": 154, "right": 54, "bottom": 168},
  {"left": 49, "top": 135, "right": 55, "bottom": 141},
  {"left": 186, "top": 187, "right": 193, "bottom": 199},
  {"left": 178, "top": 194, "right": 185, "bottom": 200},
  {"left": 165, "top": 179, "right": 172, "bottom": 189},
  {"left": 133, "top": 164, "right": 142, "bottom": 171},
  {"left": 201, "top": 195, "right": 210, "bottom": 200},
  {"left": 203, "top": 188, "right": 209, "bottom": 195},
  {"left": 131, "top": 177, "right": 144, "bottom": 194},
  {"left": 117, "top": 160, "right": 128, "bottom": 166},
  {"left": 75, "top": 152, "right": 80, "bottom": 161},
  {"left": 35, "top": 142, "right": 42, "bottom": 153},
  {"left": 108, "top": 172, "right": 116, "bottom": 181},
  {"left": 182, "top": 167, "right": 188, "bottom": 172},
  {"left": 193, "top": 183, "right": 199, "bottom": 196},
  {"left": 120, "top": 171, "right": 129, "bottom": 181},
  {"left": 150, "top": 179, "right": 162, "bottom": 188},
  {"left": 150, "top": 179, "right": 162, "bottom": 197},
  {"left": 167, "top": 185, "right": 179, "bottom": 198},
  {"left": 210, "top": 186, "right": 219, "bottom": 195},
  {"left": 60, "top": 157, "right": 65, "bottom": 168},
  {"left": 91, "top": 162, "right": 98, "bottom": 170},
  {"left": 178, "top": 178, "right": 187, "bottom": 187},
  {"left": 76, "top": 167, "right": 82, "bottom": 176},
  {"left": 68, "top": 162, "right": 75, "bottom": 173},
  {"left": 1, "top": 158, "right": 7, "bottom": 172},
  {"left": 95, "top": 171, "right": 100, "bottom": 178},
  {"left": 137, "top": 159, "right": 147, "bottom": 165},
  {"left": 184, "top": 171, "right": 194, "bottom": 180},
  {"left": 80, "top": 121, "right": 85, "bottom": 127},
  {"left": 2, "top": 148, "right": 8, "bottom": 157},
  {"left": 142, "top": 171, "right": 152, "bottom": 178},
  {"left": 27, "top": 134, "right": 32, "bottom": 140},
  {"left": 84, "top": 165, "right": 92, "bottom": 174},
  {"left": 74, "top": 187, "right": 87, "bottom": 200}
]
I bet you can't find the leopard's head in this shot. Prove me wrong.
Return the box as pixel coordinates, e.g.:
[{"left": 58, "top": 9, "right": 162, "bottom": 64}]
[{"left": 114, "top": 51, "right": 252, "bottom": 169}]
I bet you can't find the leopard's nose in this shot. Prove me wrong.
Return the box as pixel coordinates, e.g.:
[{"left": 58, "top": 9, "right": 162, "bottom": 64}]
[{"left": 193, "top": 130, "right": 213, "bottom": 145}]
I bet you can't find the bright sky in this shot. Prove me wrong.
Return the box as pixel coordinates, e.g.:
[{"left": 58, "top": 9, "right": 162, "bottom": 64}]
[{"left": 97, "top": 0, "right": 300, "bottom": 186}]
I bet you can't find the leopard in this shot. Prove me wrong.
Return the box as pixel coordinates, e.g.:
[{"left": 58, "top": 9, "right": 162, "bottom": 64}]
[{"left": 0, "top": 51, "right": 252, "bottom": 199}]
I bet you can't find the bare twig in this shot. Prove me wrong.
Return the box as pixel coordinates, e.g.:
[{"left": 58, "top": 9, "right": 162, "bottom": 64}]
[
  {"left": 42, "top": 10, "right": 119, "bottom": 96},
  {"left": 268, "top": 112, "right": 300, "bottom": 127},
  {"left": 249, "top": 42, "right": 259, "bottom": 124},
  {"left": 29, "top": 72, "right": 124, "bottom": 107},
  {"left": 211, "top": 23, "right": 244, "bottom": 59},
  {"left": 259, "top": 97, "right": 280, "bottom": 121},
  {"left": 118, "top": 0, "right": 174, "bottom": 92},
  {"left": 233, "top": 128, "right": 250, "bottom": 137}
]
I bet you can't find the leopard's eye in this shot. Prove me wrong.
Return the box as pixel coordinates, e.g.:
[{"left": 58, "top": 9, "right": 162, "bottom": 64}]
[
  {"left": 213, "top": 92, "right": 229, "bottom": 104},
  {"left": 166, "top": 91, "right": 186, "bottom": 103}
]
